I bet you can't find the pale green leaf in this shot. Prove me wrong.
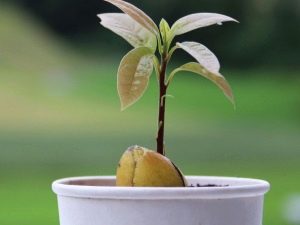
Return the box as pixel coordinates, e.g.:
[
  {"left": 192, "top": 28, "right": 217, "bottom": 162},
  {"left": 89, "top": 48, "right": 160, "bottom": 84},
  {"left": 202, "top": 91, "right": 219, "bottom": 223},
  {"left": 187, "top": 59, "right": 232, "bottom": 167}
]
[
  {"left": 104, "top": 0, "right": 159, "bottom": 35},
  {"left": 168, "top": 62, "right": 234, "bottom": 105},
  {"left": 177, "top": 42, "right": 220, "bottom": 73},
  {"left": 118, "top": 47, "right": 154, "bottom": 110},
  {"left": 171, "top": 13, "right": 238, "bottom": 36},
  {"left": 159, "top": 18, "right": 171, "bottom": 45},
  {"left": 98, "top": 13, "right": 157, "bottom": 51}
]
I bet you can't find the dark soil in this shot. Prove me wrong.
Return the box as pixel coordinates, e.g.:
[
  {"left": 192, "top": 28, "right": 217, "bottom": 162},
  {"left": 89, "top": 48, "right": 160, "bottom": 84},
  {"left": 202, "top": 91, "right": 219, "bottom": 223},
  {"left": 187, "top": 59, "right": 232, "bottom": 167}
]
[{"left": 189, "top": 184, "right": 229, "bottom": 187}]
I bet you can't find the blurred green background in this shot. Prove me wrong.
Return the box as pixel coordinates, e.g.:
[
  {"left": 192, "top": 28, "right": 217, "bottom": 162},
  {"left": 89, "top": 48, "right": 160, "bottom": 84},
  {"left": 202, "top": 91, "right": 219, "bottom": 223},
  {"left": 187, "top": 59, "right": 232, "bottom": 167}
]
[{"left": 0, "top": 0, "right": 299, "bottom": 225}]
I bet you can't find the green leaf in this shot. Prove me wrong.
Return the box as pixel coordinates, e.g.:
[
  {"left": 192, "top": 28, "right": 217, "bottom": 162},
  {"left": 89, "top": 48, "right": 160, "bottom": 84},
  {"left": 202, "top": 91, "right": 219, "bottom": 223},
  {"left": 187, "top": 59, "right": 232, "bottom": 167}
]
[
  {"left": 168, "top": 62, "right": 234, "bottom": 105},
  {"left": 98, "top": 13, "right": 157, "bottom": 51},
  {"left": 177, "top": 42, "right": 220, "bottom": 73},
  {"left": 171, "top": 13, "right": 238, "bottom": 36},
  {"left": 118, "top": 47, "right": 154, "bottom": 110},
  {"left": 104, "top": 0, "right": 159, "bottom": 35},
  {"left": 159, "top": 19, "right": 171, "bottom": 46}
]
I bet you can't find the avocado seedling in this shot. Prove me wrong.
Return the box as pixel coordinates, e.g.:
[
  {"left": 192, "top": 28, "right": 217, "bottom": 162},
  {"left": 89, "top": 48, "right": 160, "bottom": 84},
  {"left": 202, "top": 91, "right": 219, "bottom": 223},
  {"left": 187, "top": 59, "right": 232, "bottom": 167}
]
[{"left": 98, "top": 0, "right": 237, "bottom": 187}]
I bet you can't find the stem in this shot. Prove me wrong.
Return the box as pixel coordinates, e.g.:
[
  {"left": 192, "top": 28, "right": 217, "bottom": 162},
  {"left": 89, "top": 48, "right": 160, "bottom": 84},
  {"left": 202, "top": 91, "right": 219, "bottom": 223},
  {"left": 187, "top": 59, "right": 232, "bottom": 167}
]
[{"left": 156, "top": 53, "right": 168, "bottom": 155}]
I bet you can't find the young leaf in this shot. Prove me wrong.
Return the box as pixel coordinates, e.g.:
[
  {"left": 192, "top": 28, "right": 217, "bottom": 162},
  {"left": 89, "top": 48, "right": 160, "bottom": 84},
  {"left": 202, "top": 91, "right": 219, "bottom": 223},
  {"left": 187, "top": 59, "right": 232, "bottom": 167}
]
[
  {"left": 168, "top": 62, "right": 234, "bottom": 105},
  {"left": 98, "top": 13, "right": 157, "bottom": 51},
  {"left": 159, "top": 18, "right": 171, "bottom": 48},
  {"left": 171, "top": 13, "right": 238, "bottom": 36},
  {"left": 177, "top": 42, "right": 220, "bottom": 73},
  {"left": 104, "top": 0, "right": 159, "bottom": 35},
  {"left": 118, "top": 47, "right": 154, "bottom": 110}
]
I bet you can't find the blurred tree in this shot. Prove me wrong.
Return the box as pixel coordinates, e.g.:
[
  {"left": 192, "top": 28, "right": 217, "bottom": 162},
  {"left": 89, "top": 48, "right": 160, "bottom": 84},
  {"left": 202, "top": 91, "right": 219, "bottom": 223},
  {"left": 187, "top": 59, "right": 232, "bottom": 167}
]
[{"left": 1, "top": 0, "right": 299, "bottom": 69}]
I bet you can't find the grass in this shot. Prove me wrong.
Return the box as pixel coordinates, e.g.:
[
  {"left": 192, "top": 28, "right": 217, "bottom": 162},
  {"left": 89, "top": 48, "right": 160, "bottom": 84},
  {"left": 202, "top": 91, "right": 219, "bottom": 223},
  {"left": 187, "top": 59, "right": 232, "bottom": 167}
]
[{"left": 0, "top": 65, "right": 300, "bottom": 225}]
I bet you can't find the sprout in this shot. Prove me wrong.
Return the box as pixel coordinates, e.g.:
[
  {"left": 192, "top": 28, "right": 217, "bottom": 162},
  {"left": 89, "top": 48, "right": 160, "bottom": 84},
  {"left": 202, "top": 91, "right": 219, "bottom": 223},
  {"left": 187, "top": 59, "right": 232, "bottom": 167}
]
[{"left": 98, "top": 0, "right": 237, "bottom": 156}]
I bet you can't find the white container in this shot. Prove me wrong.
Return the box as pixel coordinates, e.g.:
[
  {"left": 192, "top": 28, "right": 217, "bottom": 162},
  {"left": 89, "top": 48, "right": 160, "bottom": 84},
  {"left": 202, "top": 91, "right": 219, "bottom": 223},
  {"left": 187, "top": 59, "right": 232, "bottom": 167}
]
[{"left": 52, "top": 176, "right": 270, "bottom": 225}]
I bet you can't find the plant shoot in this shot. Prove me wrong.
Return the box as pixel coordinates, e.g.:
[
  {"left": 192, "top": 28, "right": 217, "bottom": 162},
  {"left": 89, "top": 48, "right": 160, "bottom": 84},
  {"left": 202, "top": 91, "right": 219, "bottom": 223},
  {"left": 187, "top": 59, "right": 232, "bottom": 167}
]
[{"left": 98, "top": 0, "right": 237, "bottom": 187}]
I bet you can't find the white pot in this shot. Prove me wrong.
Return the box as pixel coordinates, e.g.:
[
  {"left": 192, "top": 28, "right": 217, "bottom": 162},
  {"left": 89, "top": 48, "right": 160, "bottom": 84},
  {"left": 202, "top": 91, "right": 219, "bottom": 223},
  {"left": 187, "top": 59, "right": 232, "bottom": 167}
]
[{"left": 52, "top": 176, "right": 270, "bottom": 225}]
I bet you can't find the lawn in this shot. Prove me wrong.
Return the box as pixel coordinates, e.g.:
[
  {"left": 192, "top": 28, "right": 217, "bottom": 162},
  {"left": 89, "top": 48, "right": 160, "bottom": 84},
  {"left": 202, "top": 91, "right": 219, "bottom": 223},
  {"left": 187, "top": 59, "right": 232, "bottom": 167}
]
[{"left": 0, "top": 64, "right": 299, "bottom": 225}]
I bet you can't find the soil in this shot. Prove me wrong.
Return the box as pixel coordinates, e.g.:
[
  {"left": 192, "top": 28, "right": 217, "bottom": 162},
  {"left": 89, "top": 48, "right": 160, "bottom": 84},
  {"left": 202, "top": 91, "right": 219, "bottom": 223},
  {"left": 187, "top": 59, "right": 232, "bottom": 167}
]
[{"left": 189, "top": 184, "right": 229, "bottom": 187}]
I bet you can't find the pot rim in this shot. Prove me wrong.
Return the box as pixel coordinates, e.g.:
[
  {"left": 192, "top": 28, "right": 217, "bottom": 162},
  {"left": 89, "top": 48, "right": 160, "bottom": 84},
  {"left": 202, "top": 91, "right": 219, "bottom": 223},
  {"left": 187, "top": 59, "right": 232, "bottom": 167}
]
[{"left": 52, "top": 176, "right": 270, "bottom": 200}]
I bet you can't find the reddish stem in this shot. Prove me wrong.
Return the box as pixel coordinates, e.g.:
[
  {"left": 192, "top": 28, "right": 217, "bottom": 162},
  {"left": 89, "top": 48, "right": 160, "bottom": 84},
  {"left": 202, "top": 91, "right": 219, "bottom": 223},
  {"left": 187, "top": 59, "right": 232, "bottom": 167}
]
[{"left": 156, "top": 55, "right": 168, "bottom": 155}]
